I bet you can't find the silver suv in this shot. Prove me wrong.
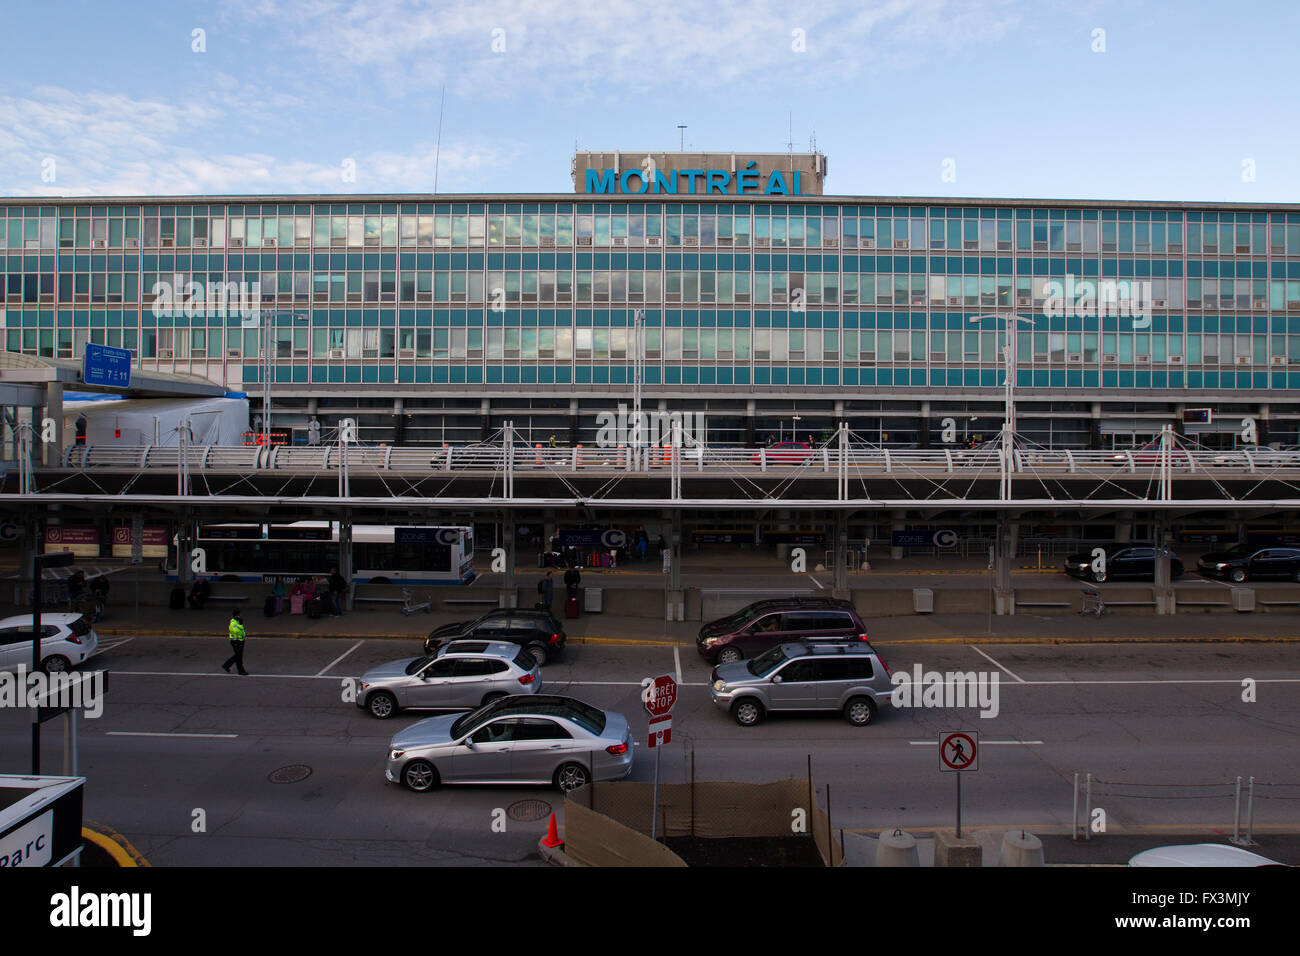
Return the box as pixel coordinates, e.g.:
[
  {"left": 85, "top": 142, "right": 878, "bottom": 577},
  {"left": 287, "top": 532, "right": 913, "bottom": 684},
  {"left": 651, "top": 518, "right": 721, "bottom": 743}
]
[
  {"left": 709, "top": 641, "right": 893, "bottom": 727},
  {"left": 357, "top": 641, "right": 541, "bottom": 719}
]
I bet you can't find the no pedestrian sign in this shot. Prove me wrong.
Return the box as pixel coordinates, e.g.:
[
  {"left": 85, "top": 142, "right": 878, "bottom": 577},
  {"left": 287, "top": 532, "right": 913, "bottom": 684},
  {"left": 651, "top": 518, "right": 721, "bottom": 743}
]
[{"left": 939, "top": 731, "right": 978, "bottom": 772}]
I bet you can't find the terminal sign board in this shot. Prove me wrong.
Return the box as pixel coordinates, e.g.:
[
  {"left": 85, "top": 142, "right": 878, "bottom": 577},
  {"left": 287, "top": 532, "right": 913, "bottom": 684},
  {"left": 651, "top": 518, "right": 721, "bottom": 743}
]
[{"left": 82, "top": 343, "right": 132, "bottom": 389}]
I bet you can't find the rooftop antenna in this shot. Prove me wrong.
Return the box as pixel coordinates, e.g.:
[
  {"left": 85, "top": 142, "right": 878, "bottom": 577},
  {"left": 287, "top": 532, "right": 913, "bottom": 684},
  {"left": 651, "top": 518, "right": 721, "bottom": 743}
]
[
  {"left": 677, "top": 125, "right": 687, "bottom": 151},
  {"left": 432, "top": 83, "right": 446, "bottom": 194}
]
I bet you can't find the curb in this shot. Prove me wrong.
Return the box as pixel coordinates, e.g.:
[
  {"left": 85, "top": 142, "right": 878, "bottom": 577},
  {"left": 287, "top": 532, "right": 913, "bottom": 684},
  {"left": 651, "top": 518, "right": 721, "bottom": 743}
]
[
  {"left": 538, "top": 834, "right": 581, "bottom": 866},
  {"left": 82, "top": 821, "right": 150, "bottom": 867}
]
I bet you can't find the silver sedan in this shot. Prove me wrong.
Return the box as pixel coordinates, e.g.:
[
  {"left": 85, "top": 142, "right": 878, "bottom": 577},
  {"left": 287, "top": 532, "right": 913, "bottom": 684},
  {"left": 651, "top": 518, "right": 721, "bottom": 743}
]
[{"left": 385, "top": 695, "right": 635, "bottom": 792}]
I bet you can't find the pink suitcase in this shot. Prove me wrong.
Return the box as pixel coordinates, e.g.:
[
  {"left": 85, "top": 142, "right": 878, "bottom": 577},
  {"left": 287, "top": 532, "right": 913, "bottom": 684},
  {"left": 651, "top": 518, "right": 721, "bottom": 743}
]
[{"left": 291, "top": 594, "right": 305, "bottom": 615}]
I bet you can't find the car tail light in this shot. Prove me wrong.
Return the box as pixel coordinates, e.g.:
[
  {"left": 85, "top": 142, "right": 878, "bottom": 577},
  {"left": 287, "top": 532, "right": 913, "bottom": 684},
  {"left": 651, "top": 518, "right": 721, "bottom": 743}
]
[
  {"left": 518, "top": 674, "right": 535, "bottom": 685},
  {"left": 605, "top": 743, "right": 628, "bottom": 756},
  {"left": 549, "top": 633, "right": 560, "bottom": 644},
  {"left": 876, "top": 651, "right": 891, "bottom": 678},
  {"left": 66, "top": 634, "right": 83, "bottom": 645},
  {"left": 857, "top": 632, "right": 870, "bottom": 642}
]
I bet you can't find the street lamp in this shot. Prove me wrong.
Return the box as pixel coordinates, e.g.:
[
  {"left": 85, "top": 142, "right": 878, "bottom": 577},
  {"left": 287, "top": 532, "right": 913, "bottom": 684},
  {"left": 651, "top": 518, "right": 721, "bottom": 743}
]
[{"left": 968, "top": 313, "right": 1034, "bottom": 498}]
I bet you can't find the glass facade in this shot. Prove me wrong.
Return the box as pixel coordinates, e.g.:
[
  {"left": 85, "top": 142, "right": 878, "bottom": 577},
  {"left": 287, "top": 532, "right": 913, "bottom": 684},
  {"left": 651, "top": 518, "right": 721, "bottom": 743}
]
[{"left": 3, "top": 197, "right": 1300, "bottom": 394}]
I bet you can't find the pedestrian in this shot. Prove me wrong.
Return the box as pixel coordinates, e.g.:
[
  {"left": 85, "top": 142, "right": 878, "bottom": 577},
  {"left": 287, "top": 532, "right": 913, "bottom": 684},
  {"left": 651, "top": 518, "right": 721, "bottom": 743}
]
[
  {"left": 327, "top": 566, "right": 349, "bottom": 617},
  {"left": 222, "top": 611, "right": 249, "bottom": 675},
  {"left": 188, "top": 576, "right": 211, "bottom": 610},
  {"left": 656, "top": 534, "right": 666, "bottom": 555},
  {"left": 537, "top": 570, "right": 554, "bottom": 612},
  {"left": 563, "top": 565, "right": 581, "bottom": 601},
  {"left": 548, "top": 433, "right": 557, "bottom": 448},
  {"left": 307, "top": 417, "right": 321, "bottom": 446},
  {"left": 636, "top": 528, "right": 648, "bottom": 562},
  {"left": 75, "top": 413, "right": 88, "bottom": 446}
]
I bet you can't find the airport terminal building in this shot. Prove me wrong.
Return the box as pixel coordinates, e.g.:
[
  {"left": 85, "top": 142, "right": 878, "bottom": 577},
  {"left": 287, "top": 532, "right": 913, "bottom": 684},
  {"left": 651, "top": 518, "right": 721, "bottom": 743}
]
[{"left": 4, "top": 150, "right": 1300, "bottom": 450}]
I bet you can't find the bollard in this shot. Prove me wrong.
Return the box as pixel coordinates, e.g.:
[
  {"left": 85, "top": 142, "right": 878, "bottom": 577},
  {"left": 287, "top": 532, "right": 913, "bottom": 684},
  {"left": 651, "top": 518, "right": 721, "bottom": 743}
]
[
  {"left": 535, "top": 443, "right": 542, "bottom": 467},
  {"left": 999, "top": 829, "right": 1044, "bottom": 867},
  {"left": 875, "top": 828, "right": 919, "bottom": 867},
  {"left": 575, "top": 443, "right": 583, "bottom": 469},
  {"left": 616, "top": 443, "right": 624, "bottom": 468}
]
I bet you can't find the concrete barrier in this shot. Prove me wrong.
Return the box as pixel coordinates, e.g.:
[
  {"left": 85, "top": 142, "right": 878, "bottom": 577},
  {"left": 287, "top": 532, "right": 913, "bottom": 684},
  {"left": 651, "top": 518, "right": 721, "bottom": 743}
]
[
  {"left": 933, "top": 828, "right": 982, "bottom": 867},
  {"left": 999, "top": 829, "right": 1044, "bottom": 866},
  {"left": 875, "top": 828, "right": 919, "bottom": 866}
]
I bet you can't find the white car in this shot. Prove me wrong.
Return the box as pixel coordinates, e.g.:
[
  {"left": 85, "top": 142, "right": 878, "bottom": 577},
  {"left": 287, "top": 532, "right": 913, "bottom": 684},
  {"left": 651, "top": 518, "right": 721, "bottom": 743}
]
[
  {"left": 0, "top": 613, "right": 99, "bottom": 673},
  {"left": 1129, "top": 843, "right": 1283, "bottom": 867}
]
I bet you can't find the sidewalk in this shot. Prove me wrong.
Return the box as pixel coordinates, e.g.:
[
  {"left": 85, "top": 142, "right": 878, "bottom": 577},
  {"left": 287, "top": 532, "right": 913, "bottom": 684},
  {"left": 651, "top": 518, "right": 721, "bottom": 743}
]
[{"left": 82, "top": 603, "right": 1300, "bottom": 644}]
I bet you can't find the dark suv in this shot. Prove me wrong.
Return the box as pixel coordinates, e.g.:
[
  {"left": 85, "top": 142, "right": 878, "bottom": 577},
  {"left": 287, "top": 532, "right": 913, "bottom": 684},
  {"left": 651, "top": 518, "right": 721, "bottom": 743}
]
[
  {"left": 425, "top": 608, "right": 566, "bottom": 666},
  {"left": 696, "top": 597, "right": 868, "bottom": 665}
]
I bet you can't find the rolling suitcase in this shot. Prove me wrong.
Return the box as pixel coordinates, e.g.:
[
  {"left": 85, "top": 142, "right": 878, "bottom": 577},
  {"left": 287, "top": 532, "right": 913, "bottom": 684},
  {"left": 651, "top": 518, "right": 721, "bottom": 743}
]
[
  {"left": 565, "top": 595, "right": 580, "bottom": 619},
  {"left": 291, "top": 594, "right": 305, "bottom": 615},
  {"left": 306, "top": 596, "right": 324, "bottom": 619}
]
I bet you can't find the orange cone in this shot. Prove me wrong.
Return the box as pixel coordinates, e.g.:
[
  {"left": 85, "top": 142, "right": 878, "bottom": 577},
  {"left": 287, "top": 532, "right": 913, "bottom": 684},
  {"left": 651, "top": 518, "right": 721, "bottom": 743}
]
[{"left": 542, "top": 812, "right": 563, "bottom": 848}]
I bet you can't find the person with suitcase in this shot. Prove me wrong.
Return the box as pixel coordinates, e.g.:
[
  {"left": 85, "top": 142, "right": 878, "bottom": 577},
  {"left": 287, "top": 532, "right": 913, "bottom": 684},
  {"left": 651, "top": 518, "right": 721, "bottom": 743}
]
[
  {"left": 537, "top": 570, "right": 554, "bottom": 613},
  {"left": 563, "top": 566, "right": 581, "bottom": 618}
]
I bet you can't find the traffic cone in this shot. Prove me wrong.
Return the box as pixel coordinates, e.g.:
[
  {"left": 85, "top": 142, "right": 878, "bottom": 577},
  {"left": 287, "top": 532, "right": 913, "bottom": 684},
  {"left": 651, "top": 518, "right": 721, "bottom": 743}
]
[
  {"left": 542, "top": 812, "right": 563, "bottom": 848},
  {"left": 575, "top": 443, "right": 583, "bottom": 468}
]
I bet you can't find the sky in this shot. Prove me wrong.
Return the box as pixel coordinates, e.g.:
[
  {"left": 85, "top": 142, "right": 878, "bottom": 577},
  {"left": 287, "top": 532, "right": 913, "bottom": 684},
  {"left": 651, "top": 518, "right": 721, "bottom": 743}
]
[{"left": 1, "top": 0, "right": 1297, "bottom": 203}]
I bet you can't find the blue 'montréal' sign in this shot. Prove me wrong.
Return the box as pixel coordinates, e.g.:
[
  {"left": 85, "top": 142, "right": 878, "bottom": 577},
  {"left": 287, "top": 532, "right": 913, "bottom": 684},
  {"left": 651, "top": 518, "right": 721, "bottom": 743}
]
[{"left": 82, "top": 343, "right": 132, "bottom": 389}]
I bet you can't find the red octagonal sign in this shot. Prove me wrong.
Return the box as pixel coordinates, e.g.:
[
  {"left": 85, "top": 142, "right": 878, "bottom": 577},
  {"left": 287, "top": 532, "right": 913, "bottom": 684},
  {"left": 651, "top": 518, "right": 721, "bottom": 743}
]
[{"left": 643, "top": 674, "right": 677, "bottom": 718}]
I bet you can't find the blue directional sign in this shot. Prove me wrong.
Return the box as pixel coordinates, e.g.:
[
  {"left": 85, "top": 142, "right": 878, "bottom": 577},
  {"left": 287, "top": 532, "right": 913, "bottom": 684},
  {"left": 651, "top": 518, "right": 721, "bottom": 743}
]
[{"left": 82, "top": 344, "right": 132, "bottom": 389}]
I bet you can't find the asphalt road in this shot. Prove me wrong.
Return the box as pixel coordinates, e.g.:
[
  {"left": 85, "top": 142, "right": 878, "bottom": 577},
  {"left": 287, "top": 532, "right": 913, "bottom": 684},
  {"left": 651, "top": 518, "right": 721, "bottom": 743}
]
[{"left": 2, "top": 634, "right": 1298, "bottom": 866}]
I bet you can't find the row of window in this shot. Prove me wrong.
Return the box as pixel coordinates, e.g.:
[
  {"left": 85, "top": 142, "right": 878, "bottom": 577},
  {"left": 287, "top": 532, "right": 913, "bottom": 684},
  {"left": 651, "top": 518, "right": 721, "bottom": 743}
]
[
  {"left": 6, "top": 209, "right": 1300, "bottom": 257},
  {"left": 11, "top": 325, "right": 1300, "bottom": 367}
]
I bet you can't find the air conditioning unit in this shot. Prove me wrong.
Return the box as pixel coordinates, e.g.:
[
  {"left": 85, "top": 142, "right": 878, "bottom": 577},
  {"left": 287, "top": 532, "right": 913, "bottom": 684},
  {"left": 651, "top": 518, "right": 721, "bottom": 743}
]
[
  {"left": 1153, "top": 298, "right": 1165, "bottom": 307},
  {"left": 229, "top": 237, "right": 243, "bottom": 247},
  {"left": 1168, "top": 355, "right": 1185, "bottom": 364},
  {"left": 224, "top": 348, "right": 240, "bottom": 359},
  {"left": 1236, "top": 356, "right": 1252, "bottom": 365},
  {"left": 947, "top": 296, "right": 961, "bottom": 305},
  {"left": 328, "top": 348, "right": 345, "bottom": 359},
  {"left": 577, "top": 236, "right": 593, "bottom": 246},
  {"left": 1271, "top": 355, "right": 1288, "bottom": 366},
  {"left": 1136, "top": 355, "right": 1151, "bottom": 364},
  {"left": 646, "top": 236, "right": 660, "bottom": 246},
  {"left": 613, "top": 237, "right": 627, "bottom": 246},
  {"left": 91, "top": 239, "right": 106, "bottom": 249},
  {"left": 756, "top": 237, "right": 770, "bottom": 247},
  {"left": 824, "top": 238, "right": 838, "bottom": 248},
  {"left": 1067, "top": 353, "right": 1083, "bottom": 363},
  {"left": 1016, "top": 296, "right": 1030, "bottom": 306},
  {"left": 893, "top": 240, "right": 908, "bottom": 249},
  {"left": 157, "top": 349, "right": 173, "bottom": 359},
  {"left": 1103, "top": 354, "right": 1117, "bottom": 363},
  {"left": 861, "top": 238, "right": 875, "bottom": 248},
  {"left": 125, "top": 238, "right": 139, "bottom": 249},
  {"left": 264, "top": 238, "right": 277, "bottom": 247},
  {"left": 194, "top": 237, "right": 207, "bottom": 248},
  {"left": 684, "top": 237, "right": 698, "bottom": 246},
  {"left": 161, "top": 238, "right": 174, "bottom": 247}
]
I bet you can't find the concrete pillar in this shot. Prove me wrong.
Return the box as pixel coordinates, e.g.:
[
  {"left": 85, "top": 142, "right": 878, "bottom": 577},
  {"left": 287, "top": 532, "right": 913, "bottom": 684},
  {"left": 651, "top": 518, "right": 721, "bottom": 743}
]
[
  {"left": 1153, "top": 516, "right": 1175, "bottom": 615},
  {"left": 339, "top": 511, "right": 354, "bottom": 610},
  {"left": 833, "top": 511, "right": 849, "bottom": 595},
  {"left": 1089, "top": 402, "right": 1103, "bottom": 450},
  {"left": 776, "top": 509, "right": 792, "bottom": 563},
  {"left": 918, "top": 400, "right": 931, "bottom": 448},
  {"left": 995, "top": 513, "right": 1016, "bottom": 615},
  {"left": 745, "top": 399, "right": 756, "bottom": 446},
  {"left": 500, "top": 510, "right": 517, "bottom": 608},
  {"left": 890, "top": 510, "right": 906, "bottom": 561},
  {"left": 665, "top": 509, "right": 684, "bottom": 621},
  {"left": 43, "top": 382, "right": 64, "bottom": 468},
  {"left": 1115, "top": 512, "right": 1133, "bottom": 545}
]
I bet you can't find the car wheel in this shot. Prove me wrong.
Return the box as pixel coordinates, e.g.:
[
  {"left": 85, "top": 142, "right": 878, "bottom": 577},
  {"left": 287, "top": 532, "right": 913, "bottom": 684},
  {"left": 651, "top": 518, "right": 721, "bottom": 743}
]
[
  {"left": 527, "top": 643, "right": 548, "bottom": 667},
  {"left": 732, "top": 698, "right": 764, "bottom": 727},
  {"left": 481, "top": 692, "right": 507, "bottom": 707},
  {"left": 367, "top": 691, "right": 398, "bottom": 719},
  {"left": 1230, "top": 568, "right": 1247, "bottom": 584},
  {"left": 716, "top": 646, "right": 743, "bottom": 664},
  {"left": 844, "top": 696, "right": 877, "bottom": 727},
  {"left": 402, "top": 760, "right": 439, "bottom": 792},
  {"left": 554, "top": 762, "right": 590, "bottom": 793},
  {"left": 40, "top": 655, "right": 71, "bottom": 674}
]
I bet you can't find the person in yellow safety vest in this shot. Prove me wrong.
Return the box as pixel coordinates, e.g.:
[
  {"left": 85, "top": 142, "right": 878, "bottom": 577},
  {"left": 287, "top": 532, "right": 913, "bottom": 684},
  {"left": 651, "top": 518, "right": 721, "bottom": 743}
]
[
  {"left": 222, "top": 611, "right": 249, "bottom": 675},
  {"left": 548, "top": 434, "right": 557, "bottom": 448}
]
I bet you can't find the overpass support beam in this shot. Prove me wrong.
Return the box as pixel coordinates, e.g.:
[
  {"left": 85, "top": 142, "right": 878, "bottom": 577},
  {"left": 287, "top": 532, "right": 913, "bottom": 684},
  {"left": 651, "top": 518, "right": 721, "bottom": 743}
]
[
  {"left": 665, "top": 509, "right": 684, "bottom": 621},
  {"left": 995, "top": 514, "right": 1016, "bottom": 615},
  {"left": 42, "top": 383, "right": 64, "bottom": 468},
  {"left": 890, "top": 510, "right": 906, "bottom": 561},
  {"left": 339, "top": 511, "right": 354, "bottom": 611},
  {"left": 1153, "top": 515, "right": 1175, "bottom": 615},
  {"left": 832, "top": 511, "right": 849, "bottom": 596}
]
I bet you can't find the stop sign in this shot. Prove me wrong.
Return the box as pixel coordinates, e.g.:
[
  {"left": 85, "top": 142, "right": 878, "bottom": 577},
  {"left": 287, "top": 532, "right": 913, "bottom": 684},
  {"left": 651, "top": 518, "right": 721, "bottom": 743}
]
[{"left": 643, "top": 674, "right": 677, "bottom": 718}]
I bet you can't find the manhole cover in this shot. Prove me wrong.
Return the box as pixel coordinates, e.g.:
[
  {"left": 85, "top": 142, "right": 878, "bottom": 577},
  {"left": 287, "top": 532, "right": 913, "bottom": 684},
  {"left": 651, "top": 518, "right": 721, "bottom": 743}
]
[
  {"left": 268, "top": 764, "right": 313, "bottom": 784},
  {"left": 507, "top": 799, "right": 553, "bottom": 822}
]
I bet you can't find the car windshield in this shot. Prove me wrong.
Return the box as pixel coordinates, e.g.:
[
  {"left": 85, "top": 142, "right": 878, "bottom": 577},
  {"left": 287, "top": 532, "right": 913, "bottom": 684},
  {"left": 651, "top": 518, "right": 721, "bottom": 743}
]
[
  {"left": 68, "top": 616, "right": 90, "bottom": 637},
  {"left": 512, "top": 649, "right": 535, "bottom": 670},
  {"left": 404, "top": 656, "right": 435, "bottom": 675},
  {"left": 747, "top": 645, "right": 790, "bottom": 676},
  {"left": 715, "top": 605, "right": 765, "bottom": 630},
  {"left": 451, "top": 698, "right": 510, "bottom": 738}
]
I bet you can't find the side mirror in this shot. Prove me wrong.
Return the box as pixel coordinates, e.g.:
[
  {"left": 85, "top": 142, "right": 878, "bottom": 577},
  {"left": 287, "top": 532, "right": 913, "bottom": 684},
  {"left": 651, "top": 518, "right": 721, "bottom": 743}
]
[
  {"left": 461, "top": 738, "right": 475, "bottom": 748},
  {"left": 771, "top": 675, "right": 783, "bottom": 684}
]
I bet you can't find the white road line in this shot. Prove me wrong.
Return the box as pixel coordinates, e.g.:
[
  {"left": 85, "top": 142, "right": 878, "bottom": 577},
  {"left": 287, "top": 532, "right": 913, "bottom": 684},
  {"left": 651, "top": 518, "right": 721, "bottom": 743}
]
[
  {"left": 673, "top": 643, "right": 682, "bottom": 684},
  {"left": 106, "top": 738, "right": 239, "bottom": 743},
  {"left": 90, "top": 637, "right": 135, "bottom": 658},
  {"left": 807, "top": 574, "right": 825, "bottom": 589},
  {"left": 969, "top": 645, "right": 1026, "bottom": 683},
  {"left": 909, "top": 740, "right": 1043, "bottom": 746},
  {"left": 315, "top": 640, "right": 363, "bottom": 677}
]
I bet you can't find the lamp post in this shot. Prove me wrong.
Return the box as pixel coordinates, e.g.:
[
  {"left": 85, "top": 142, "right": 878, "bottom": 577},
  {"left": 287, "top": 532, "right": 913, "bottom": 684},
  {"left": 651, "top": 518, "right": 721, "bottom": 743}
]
[{"left": 968, "top": 313, "right": 1034, "bottom": 499}]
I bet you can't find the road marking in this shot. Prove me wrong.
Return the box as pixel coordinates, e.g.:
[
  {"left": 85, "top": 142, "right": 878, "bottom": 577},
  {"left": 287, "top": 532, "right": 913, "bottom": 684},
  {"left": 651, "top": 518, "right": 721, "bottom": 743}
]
[
  {"left": 969, "top": 645, "right": 1025, "bottom": 683},
  {"left": 316, "top": 640, "right": 363, "bottom": 677},
  {"left": 90, "top": 637, "right": 135, "bottom": 658},
  {"left": 807, "top": 574, "right": 825, "bottom": 590},
  {"left": 106, "top": 731, "right": 238, "bottom": 739},
  {"left": 910, "top": 740, "right": 1043, "bottom": 746},
  {"left": 673, "top": 643, "right": 682, "bottom": 684}
]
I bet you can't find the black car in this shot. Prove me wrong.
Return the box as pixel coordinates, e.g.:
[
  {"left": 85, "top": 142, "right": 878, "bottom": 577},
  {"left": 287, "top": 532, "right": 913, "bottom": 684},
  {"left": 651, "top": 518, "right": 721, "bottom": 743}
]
[
  {"left": 1197, "top": 547, "right": 1300, "bottom": 583},
  {"left": 424, "top": 608, "right": 566, "bottom": 665},
  {"left": 1063, "top": 546, "right": 1185, "bottom": 583}
]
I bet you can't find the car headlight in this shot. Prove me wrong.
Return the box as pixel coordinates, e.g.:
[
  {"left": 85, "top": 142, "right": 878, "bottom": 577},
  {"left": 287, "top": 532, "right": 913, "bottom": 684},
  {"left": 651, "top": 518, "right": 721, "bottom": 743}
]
[
  {"left": 359, "top": 682, "right": 371, "bottom": 691},
  {"left": 702, "top": 636, "right": 718, "bottom": 646},
  {"left": 712, "top": 679, "right": 725, "bottom": 692},
  {"left": 1215, "top": 563, "right": 1229, "bottom": 570},
  {"left": 389, "top": 749, "right": 405, "bottom": 761}
]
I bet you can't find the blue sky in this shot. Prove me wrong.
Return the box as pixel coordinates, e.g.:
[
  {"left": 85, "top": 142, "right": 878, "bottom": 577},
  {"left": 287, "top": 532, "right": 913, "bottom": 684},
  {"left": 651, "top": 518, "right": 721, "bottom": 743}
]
[{"left": 2, "top": 0, "right": 1297, "bottom": 202}]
